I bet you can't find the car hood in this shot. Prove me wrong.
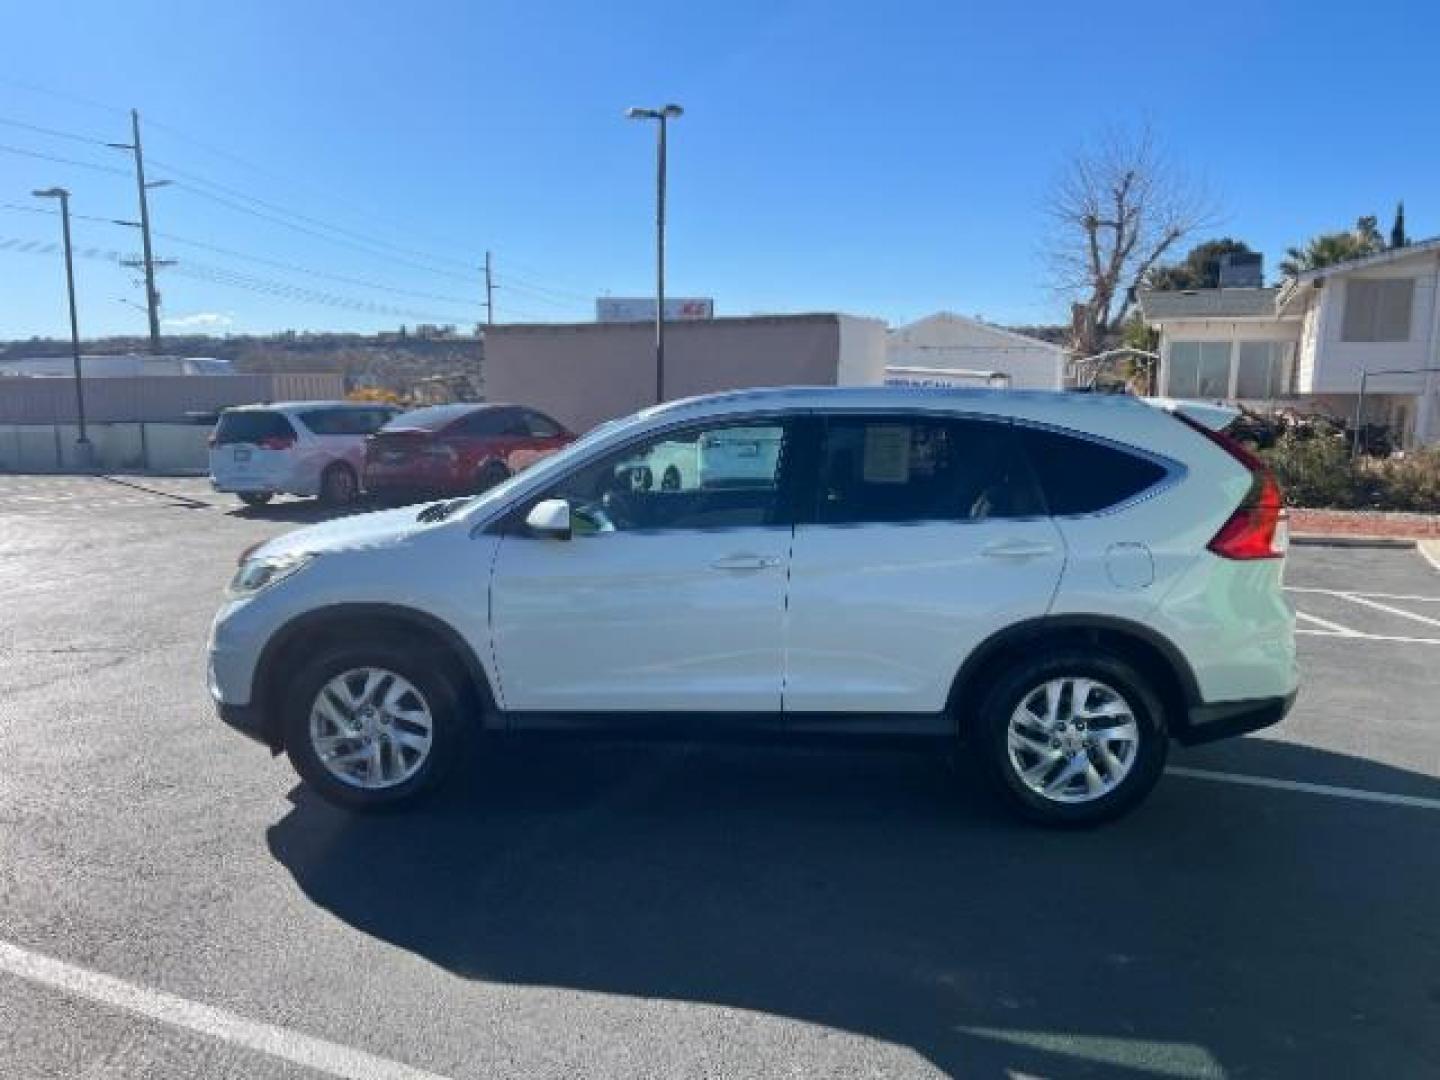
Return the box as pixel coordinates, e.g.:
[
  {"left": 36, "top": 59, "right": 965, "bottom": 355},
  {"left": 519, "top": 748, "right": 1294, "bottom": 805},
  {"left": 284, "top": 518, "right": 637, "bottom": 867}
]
[{"left": 251, "top": 505, "right": 440, "bottom": 560}]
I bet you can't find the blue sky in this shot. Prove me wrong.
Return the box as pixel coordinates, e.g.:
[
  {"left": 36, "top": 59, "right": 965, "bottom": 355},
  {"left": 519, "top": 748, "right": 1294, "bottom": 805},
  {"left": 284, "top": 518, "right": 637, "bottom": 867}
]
[{"left": 2, "top": 0, "right": 1436, "bottom": 339}]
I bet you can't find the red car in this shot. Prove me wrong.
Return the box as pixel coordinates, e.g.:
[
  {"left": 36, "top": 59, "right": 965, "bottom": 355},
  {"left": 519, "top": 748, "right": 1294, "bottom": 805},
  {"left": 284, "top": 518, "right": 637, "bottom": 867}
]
[{"left": 363, "top": 403, "right": 574, "bottom": 500}]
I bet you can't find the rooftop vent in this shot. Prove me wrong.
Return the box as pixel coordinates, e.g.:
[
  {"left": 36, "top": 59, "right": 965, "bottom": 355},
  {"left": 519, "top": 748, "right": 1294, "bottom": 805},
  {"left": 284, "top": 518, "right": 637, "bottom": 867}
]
[{"left": 1218, "top": 252, "right": 1264, "bottom": 288}]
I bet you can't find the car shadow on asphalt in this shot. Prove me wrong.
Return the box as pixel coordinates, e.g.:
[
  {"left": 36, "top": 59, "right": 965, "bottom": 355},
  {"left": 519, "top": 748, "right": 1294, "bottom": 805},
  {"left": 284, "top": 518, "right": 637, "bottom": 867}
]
[
  {"left": 225, "top": 498, "right": 412, "bottom": 525},
  {"left": 266, "top": 739, "right": 1440, "bottom": 1079}
]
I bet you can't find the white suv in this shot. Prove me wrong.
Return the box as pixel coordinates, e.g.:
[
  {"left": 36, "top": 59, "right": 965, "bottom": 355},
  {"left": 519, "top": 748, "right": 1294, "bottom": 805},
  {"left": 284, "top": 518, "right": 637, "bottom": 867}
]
[
  {"left": 208, "top": 387, "right": 1297, "bottom": 825},
  {"left": 209, "top": 402, "right": 398, "bottom": 507}
]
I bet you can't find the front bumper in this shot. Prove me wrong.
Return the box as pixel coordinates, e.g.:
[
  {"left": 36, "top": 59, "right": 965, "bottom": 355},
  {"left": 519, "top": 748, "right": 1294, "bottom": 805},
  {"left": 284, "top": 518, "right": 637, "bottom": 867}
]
[
  {"left": 1175, "top": 689, "right": 1297, "bottom": 746},
  {"left": 217, "top": 701, "right": 282, "bottom": 752}
]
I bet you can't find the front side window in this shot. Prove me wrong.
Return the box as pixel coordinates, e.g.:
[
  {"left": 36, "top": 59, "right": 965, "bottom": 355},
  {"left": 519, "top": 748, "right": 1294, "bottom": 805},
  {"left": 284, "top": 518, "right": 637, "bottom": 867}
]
[
  {"left": 1342, "top": 279, "right": 1413, "bottom": 342},
  {"left": 1168, "top": 341, "right": 1231, "bottom": 398},
  {"left": 814, "top": 416, "right": 1043, "bottom": 524},
  {"left": 300, "top": 408, "right": 394, "bottom": 435},
  {"left": 542, "top": 420, "right": 789, "bottom": 533}
]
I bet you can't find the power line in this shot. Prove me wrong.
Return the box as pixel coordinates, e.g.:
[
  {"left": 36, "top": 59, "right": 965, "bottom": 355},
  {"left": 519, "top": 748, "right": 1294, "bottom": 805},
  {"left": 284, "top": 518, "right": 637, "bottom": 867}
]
[
  {"left": 0, "top": 115, "right": 112, "bottom": 147},
  {"left": 0, "top": 233, "right": 480, "bottom": 324},
  {"left": 148, "top": 155, "right": 477, "bottom": 273},
  {"left": 0, "top": 142, "right": 130, "bottom": 177},
  {"left": 2, "top": 203, "right": 479, "bottom": 307}
]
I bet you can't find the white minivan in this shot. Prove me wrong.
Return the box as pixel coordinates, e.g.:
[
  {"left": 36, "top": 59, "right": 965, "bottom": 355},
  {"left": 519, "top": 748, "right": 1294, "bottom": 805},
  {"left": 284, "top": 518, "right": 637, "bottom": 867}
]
[
  {"left": 208, "top": 387, "right": 1297, "bottom": 825},
  {"left": 209, "top": 402, "right": 398, "bottom": 507}
]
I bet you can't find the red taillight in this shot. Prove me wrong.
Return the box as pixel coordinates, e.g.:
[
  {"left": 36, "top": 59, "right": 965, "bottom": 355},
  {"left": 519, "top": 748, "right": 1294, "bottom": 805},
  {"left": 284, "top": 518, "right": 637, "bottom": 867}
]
[
  {"left": 258, "top": 435, "right": 295, "bottom": 451},
  {"left": 1172, "top": 412, "right": 1286, "bottom": 561}
]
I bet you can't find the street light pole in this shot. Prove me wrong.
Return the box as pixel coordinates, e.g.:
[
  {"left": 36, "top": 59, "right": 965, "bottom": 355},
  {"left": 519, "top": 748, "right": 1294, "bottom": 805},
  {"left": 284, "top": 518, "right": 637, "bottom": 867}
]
[
  {"left": 33, "top": 187, "right": 91, "bottom": 460},
  {"left": 626, "top": 103, "right": 683, "bottom": 403}
]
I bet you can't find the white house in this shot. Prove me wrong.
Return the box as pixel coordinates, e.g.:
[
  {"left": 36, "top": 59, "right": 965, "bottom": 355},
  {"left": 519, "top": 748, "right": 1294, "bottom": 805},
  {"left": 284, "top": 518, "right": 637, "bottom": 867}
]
[
  {"left": 886, "top": 312, "right": 1067, "bottom": 391},
  {"left": 1139, "top": 237, "right": 1440, "bottom": 446}
]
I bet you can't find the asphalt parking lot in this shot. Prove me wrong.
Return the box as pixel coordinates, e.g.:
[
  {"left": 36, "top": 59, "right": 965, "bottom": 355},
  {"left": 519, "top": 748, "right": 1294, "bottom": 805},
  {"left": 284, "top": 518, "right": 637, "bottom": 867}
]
[{"left": 2, "top": 474, "right": 1439, "bottom": 1080}]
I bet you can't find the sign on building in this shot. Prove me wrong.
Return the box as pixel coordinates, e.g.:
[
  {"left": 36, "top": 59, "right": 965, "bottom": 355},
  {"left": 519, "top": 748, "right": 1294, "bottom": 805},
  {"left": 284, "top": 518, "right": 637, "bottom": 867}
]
[{"left": 596, "top": 297, "right": 714, "bottom": 323}]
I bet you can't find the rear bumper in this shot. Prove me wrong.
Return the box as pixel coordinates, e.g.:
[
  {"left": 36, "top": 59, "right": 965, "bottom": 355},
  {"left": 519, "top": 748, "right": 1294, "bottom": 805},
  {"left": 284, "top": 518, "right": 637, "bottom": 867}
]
[{"left": 1175, "top": 690, "right": 1297, "bottom": 746}]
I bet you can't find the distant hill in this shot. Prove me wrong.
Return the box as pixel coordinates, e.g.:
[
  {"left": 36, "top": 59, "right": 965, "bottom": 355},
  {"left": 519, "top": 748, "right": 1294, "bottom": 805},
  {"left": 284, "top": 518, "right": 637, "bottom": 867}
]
[{"left": 0, "top": 331, "right": 484, "bottom": 395}]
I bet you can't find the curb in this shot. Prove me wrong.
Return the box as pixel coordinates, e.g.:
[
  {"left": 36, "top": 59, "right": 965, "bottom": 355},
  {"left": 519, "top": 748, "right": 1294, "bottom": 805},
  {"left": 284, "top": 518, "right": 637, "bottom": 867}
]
[
  {"left": 1290, "top": 535, "right": 1417, "bottom": 550},
  {"left": 1420, "top": 540, "right": 1440, "bottom": 572}
]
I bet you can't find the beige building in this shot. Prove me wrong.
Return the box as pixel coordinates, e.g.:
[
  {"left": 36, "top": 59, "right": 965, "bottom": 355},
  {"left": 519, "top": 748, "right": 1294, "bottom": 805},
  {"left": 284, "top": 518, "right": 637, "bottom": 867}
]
[{"left": 484, "top": 313, "right": 887, "bottom": 432}]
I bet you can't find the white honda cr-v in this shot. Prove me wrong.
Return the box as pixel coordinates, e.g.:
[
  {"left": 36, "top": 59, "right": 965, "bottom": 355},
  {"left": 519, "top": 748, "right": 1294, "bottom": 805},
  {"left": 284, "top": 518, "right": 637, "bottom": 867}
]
[{"left": 208, "top": 387, "right": 1297, "bottom": 825}]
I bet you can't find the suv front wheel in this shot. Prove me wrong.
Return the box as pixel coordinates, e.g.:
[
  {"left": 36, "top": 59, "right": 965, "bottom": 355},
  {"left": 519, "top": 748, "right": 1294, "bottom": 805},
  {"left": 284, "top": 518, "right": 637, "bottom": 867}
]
[
  {"left": 281, "top": 642, "right": 467, "bottom": 810},
  {"left": 974, "top": 651, "right": 1168, "bottom": 826}
]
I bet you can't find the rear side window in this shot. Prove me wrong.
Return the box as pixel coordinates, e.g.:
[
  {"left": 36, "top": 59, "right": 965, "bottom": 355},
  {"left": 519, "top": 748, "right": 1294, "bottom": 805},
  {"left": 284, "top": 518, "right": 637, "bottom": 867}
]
[
  {"left": 524, "top": 410, "right": 564, "bottom": 437},
  {"left": 451, "top": 409, "right": 509, "bottom": 437},
  {"left": 300, "top": 408, "right": 393, "bottom": 435},
  {"left": 815, "top": 416, "right": 1044, "bottom": 524},
  {"left": 214, "top": 411, "right": 296, "bottom": 445},
  {"left": 1016, "top": 426, "right": 1168, "bottom": 515}
]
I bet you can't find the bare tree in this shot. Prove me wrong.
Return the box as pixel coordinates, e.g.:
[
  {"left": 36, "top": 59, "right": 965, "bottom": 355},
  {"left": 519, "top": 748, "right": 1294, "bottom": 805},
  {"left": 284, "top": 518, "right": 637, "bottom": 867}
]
[{"left": 1045, "top": 126, "right": 1215, "bottom": 357}]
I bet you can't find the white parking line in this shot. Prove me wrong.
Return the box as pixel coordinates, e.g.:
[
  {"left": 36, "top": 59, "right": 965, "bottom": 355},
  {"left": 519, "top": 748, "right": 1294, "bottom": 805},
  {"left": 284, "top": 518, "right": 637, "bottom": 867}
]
[
  {"left": 1296, "top": 628, "right": 1440, "bottom": 645},
  {"left": 1168, "top": 767, "right": 1440, "bottom": 812},
  {"left": 1335, "top": 592, "right": 1440, "bottom": 629},
  {"left": 0, "top": 940, "right": 453, "bottom": 1080},
  {"left": 1295, "top": 610, "right": 1357, "bottom": 635},
  {"left": 1287, "top": 586, "right": 1440, "bottom": 604}
]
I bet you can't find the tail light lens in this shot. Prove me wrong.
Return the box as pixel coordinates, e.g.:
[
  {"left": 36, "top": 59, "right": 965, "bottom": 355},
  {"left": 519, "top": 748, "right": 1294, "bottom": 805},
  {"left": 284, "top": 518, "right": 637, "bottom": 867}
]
[
  {"left": 1172, "top": 412, "right": 1286, "bottom": 561},
  {"left": 258, "top": 435, "right": 296, "bottom": 451}
]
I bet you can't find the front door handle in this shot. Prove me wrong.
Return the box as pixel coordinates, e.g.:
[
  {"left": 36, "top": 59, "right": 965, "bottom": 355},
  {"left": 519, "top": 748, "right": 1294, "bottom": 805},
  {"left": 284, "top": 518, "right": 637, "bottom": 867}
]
[
  {"left": 711, "top": 554, "right": 783, "bottom": 571},
  {"left": 980, "top": 540, "right": 1056, "bottom": 560}
]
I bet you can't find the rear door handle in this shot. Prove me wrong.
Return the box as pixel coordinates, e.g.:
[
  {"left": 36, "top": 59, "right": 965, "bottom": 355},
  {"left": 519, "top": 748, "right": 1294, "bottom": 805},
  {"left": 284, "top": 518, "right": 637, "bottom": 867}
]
[
  {"left": 980, "top": 540, "right": 1056, "bottom": 560},
  {"left": 711, "top": 554, "right": 783, "bottom": 571}
]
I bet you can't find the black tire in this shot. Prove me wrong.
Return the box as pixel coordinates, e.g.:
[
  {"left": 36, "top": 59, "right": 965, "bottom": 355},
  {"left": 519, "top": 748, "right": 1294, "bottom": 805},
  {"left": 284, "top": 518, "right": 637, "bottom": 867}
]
[
  {"left": 972, "top": 650, "right": 1168, "bottom": 827},
  {"left": 474, "top": 460, "right": 510, "bottom": 493},
  {"left": 238, "top": 492, "right": 273, "bottom": 507},
  {"left": 319, "top": 462, "right": 359, "bottom": 506},
  {"left": 281, "top": 640, "right": 469, "bottom": 811}
]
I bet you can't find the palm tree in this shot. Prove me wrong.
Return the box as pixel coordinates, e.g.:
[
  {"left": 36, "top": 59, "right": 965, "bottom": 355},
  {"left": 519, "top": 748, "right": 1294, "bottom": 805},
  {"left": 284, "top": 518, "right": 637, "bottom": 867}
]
[{"left": 1280, "top": 216, "right": 1386, "bottom": 277}]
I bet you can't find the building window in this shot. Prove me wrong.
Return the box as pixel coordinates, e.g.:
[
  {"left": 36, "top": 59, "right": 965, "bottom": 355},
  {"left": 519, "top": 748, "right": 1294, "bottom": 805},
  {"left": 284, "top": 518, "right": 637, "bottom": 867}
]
[
  {"left": 1342, "top": 279, "right": 1414, "bottom": 342},
  {"left": 1235, "top": 341, "right": 1295, "bottom": 399},
  {"left": 1168, "top": 341, "right": 1231, "bottom": 398}
]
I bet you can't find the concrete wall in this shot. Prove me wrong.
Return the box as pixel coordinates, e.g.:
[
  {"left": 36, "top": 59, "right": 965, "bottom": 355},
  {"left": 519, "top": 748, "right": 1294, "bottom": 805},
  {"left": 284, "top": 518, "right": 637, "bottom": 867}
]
[
  {"left": 0, "top": 422, "right": 211, "bottom": 473},
  {"left": 484, "top": 314, "right": 885, "bottom": 432},
  {"left": 0, "top": 372, "right": 345, "bottom": 423}
]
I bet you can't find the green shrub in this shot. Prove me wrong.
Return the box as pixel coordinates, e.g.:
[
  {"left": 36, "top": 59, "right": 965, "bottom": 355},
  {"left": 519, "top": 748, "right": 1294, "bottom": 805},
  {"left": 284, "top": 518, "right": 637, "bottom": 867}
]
[{"left": 1259, "top": 433, "right": 1362, "bottom": 509}]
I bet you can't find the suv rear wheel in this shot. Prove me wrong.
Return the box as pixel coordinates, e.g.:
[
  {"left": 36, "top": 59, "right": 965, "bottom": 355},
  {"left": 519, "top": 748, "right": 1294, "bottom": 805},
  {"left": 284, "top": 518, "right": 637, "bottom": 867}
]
[
  {"left": 319, "top": 462, "right": 359, "bottom": 506},
  {"left": 281, "top": 641, "right": 468, "bottom": 810},
  {"left": 973, "top": 651, "right": 1168, "bottom": 826}
]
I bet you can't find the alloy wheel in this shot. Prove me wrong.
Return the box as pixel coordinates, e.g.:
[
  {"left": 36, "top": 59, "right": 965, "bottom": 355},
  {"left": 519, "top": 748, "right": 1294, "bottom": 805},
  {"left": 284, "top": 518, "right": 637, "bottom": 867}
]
[
  {"left": 308, "top": 667, "right": 434, "bottom": 789},
  {"left": 1006, "top": 677, "right": 1140, "bottom": 804}
]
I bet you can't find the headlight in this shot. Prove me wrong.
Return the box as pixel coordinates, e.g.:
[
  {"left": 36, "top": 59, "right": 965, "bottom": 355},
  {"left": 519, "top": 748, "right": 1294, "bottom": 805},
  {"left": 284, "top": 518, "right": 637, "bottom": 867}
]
[{"left": 228, "top": 553, "right": 314, "bottom": 598}]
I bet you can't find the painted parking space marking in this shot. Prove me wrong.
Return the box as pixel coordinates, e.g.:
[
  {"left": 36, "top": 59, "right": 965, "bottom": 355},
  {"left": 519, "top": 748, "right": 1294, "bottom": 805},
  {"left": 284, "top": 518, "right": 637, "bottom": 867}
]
[
  {"left": 1168, "top": 767, "right": 1440, "bottom": 812},
  {"left": 1295, "top": 610, "right": 1357, "bottom": 635},
  {"left": 0, "top": 939, "right": 454, "bottom": 1080},
  {"left": 1296, "top": 628, "right": 1440, "bottom": 646},
  {"left": 1334, "top": 592, "right": 1440, "bottom": 629},
  {"left": 1287, "top": 586, "right": 1440, "bottom": 604}
]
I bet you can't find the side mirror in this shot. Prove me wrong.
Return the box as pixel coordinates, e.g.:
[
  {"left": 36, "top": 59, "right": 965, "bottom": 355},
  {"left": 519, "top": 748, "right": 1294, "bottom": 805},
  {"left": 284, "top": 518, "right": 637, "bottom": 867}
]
[{"left": 524, "top": 498, "right": 572, "bottom": 540}]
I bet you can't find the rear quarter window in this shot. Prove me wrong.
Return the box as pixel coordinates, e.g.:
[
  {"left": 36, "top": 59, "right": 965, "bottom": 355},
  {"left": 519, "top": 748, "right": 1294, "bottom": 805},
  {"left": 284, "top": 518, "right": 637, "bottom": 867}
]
[
  {"left": 214, "top": 411, "right": 296, "bottom": 445},
  {"left": 1016, "top": 426, "right": 1169, "bottom": 515},
  {"left": 301, "top": 408, "right": 394, "bottom": 435}
]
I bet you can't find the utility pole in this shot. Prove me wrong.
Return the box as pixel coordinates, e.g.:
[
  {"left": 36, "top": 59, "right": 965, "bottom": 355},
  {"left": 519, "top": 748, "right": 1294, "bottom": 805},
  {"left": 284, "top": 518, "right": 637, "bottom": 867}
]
[
  {"left": 32, "top": 187, "right": 92, "bottom": 465},
  {"left": 484, "top": 250, "right": 495, "bottom": 326},
  {"left": 109, "top": 109, "right": 171, "bottom": 354},
  {"left": 626, "top": 104, "right": 683, "bottom": 403}
]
